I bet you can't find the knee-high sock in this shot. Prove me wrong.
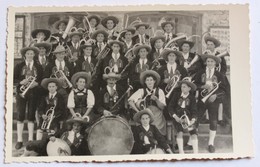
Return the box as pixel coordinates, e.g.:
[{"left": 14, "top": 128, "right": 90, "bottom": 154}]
[
  {"left": 208, "top": 130, "right": 216, "bottom": 146},
  {"left": 27, "top": 122, "right": 34, "bottom": 141},
  {"left": 176, "top": 137, "right": 184, "bottom": 154},
  {"left": 187, "top": 136, "right": 192, "bottom": 145},
  {"left": 191, "top": 136, "right": 198, "bottom": 153},
  {"left": 17, "top": 122, "right": 24, "bottom": 142},
  {"left": 36, "top": 129, "right": 43, "bottom": 140},
  {"left": 218, "top": 103, "right": 223, "bottom": 121}
]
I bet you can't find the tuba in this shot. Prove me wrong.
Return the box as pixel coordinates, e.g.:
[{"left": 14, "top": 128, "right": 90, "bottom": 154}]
[
  {"left": 51, "top": 68, "right": 72, "bottom": 89},
  {"left": 41, "top": 105, "right": 56, "bottom": 131},
  {"left": 19, "top": 76, "right": 37, "bottom": 98},
  {"left": 201, "top": 81, "right": 221, "bottom": 103},
  {"left": 62, "top": 16, "right": 80, "bottom": 39},
  {"left": 165, "top": 75, "right": 181, "bottom": 99}
]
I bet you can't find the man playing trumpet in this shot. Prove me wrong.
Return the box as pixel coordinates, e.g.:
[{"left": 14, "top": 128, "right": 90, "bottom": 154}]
[
  {"left": 194, "top": 54, "right": 227, "bottom": 153},
  {"left": 14, "top": 46, "right": 43, "bottom": 149}
]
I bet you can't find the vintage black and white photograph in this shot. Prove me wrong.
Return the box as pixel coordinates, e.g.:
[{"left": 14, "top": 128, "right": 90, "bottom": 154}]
[{"left": 5, "top": 5, "right": 253, "bottom": 162}]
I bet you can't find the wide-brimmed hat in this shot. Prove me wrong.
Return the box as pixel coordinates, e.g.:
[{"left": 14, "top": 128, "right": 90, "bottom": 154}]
[
  {"left": 120, "top": 27, "right": 136, "bottom": 37},
  {"left": 102, "top": 72, "right": 121, "bottom": 81},
  {"left": 41, "top": 78, "right": 62, "bottom": 89},
  {"left": 134, "top": 22, "right": 150, "bottom": 29},
  {"left": 150, "top": 35, "right": 166, "bottom": 47},
  {"left": 68, "top": 29, "right": 83, "bottom": 38},
  {"left": 71, "top": 72, "right": 91, "bottom": 88},
  {"left": 140, "top": 70, "right": 161, "bottom": 87},
  {"left": 20, "top": 46, "right": 39, "bottom": 57},
  {"left": 34, "top": 42, "right": 52, "bottom": 53},
  {"left": 101, "top": 16, "right": 119, "bottom": 28},
  {"left": 133, "top": 44, "right": 151, "bottom": 56},
  {"left": 133, "top": 108, "right": 154, "bottom": 123},
  {"left": 161, "top": 21, "right": 175, "bottom": 29},
  {"left": 178, "top": 80, "right": 197, "bottom": 92},
  {"left": 53, "top": 19, "right": 68, "bottom": 31},
  {"left": 88, "top": 15, "right": 101, "bottom": 26},
  {"left": 178, "top": 40, "right": 195, "bottom": 49},
  {"left": 31, "top": 29, "right": 51, "bottom": 41},
  {"left": 52, "top": 45, "right": 67, "bottom": 54},
  {"left": 66, "top": 116, "right": 88, "bottom": 125},
  {"left": 204, "top": 36, "right": 221, "bottom": 48},
  {"left": 161, "top": 49, "right": 182, "bottom": 61},
  {"left": 109, "top": 40, "right": 124, "bottom": 48},
  {"left": 80, "top": 41, "right": 95, "bottom": 50},
  {"left": 200, "top": 54, "right": 221, "bottom": 64},
  {"left": 91, "top": 29, "right": 109, "bottom": 40}
]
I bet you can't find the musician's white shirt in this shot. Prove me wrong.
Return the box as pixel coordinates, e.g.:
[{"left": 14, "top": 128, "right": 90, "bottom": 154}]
[
  {"left": 138, "top": 34, "right": 146, "bottom": 43},
  {"left": 55, "top": 59, "right": 65, "bottom": 70},
  {"left": 72, "top": 42, "right": 80, "bottom": 49},
  {"left": 128, "top": 88, "right": 166, "bottom": 106},
  {"left": 25, "top": 60, "right": 34, "bottom": 70},
  {"left": 139, "top": 58, "right": 148, "bottom": 69},
  {"left": 67, "top": 130, "right": 81, "bottom": 143},
  {"left": 125, "top": 40, "right": 132, "bottom": 48},
  {"left": 84, "top": 56, "right": 91, "bottom": 63},
  {"left": 180, "top": 92, "right": 190, "bottom": 108},
  {"left": 67, "top": 88, "right": 95, "bottom": 109},
  {"left": 107, "top": 85, "right": 117, "bottom": 96},
  {"left": 112, "top": 52, "right": 120, "bottom": 60},
  {"left": 38, "top": 55, "right": 47, "bottom": 65},
  {"left": 155, "top": 48, "right": 163, "bottom": 55},
  {"left": 49, "top": 92, "right": 57, "bottom": 99},
  {"left": 107, "top": 29, "right": 114, "bottom": 36},
  {"left": 164, "top": 32, "right": 173, "bottom": 40},
  {"left": 182, "top": 52, "right": 189, "bottom": 60},
  {"left": 167, "top": 63, "right": 177, "bottom": 74},
  {"left": 206, "top": 67, "right": 215, "bottom": 79}
]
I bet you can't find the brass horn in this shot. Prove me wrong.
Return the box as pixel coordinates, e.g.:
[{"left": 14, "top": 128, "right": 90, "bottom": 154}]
[
  {"left": 62, "top": 16, "right": 80, "bottom": 39},
  {"left": 201, "top": 81, "right": 221, "bottom": 103}
]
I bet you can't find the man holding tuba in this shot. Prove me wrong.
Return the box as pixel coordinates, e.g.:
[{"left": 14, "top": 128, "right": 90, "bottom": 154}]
[
  {"left": 193, "top": 54, "right": 227, "bottom": 153},
  {"left": 14, "top": 46, "right": 43, "bottom": 150}
]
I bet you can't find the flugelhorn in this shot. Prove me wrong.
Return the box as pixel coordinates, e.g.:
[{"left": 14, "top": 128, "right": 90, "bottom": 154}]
[
  {"left": 201, "top": 81, "right": 221, "bottom": 103},
  {"left": 165, "top": 75, "right": 180, "bottom": 99},
  {"left": 41, "top": 105, "right": 56, "bottom": 131},
  {"left": 20, "top": 76, "right": 37, "bottom": 98},
  {"left": 179, "top": 111, "right": 195, "bottom": 131},
  {"left": 51, "top": 69, "right": 72, "bottom": 89}
]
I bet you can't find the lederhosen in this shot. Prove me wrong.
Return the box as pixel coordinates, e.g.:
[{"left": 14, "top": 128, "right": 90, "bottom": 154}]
[
  {"left": 142, "top": 88, "right": 166, "bottom": 136},
  {"left": 168, "top": 91, "right": 198, "bottom": 135},
  {"left": 194, "top": 69, "right": 227, "bottom": 130},
  {"left": 14, "top": 61, "right": 43, "bottom": 122}
]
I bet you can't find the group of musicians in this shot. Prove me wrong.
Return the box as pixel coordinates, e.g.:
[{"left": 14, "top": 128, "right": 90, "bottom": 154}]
[{"left": 13, "top": 14, "right": 231, "bottom": 156}]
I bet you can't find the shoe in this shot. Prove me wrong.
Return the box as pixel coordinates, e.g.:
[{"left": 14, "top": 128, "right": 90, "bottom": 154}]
[
  {"left": 15, "top": 142, "right": 23, "bottom": 150},
  {"left": 184, "top": 144, "right": 193, "bottom": 150},
  {"left": 208, "top": 145, "right": 215, "bottom": 153},
  {"left": 218, "top": 120, "right": 226, "bottom": 127}
]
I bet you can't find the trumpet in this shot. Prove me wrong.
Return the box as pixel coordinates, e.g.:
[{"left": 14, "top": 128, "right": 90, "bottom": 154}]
[
  {"left": 151, "top": 58, "right": 161, "bottom": 70},
  {"left": 165, "top": 75, "right": 180, "bottom": 98},
  {"left": 201, "top": 81, "right": 221, "bottom": 103},
  {"left": 51, "top": 70, "right": 72, "bottom": 89},
  {"left": 20, "top": 76, "right": 36, "bottom": 98},
  {"left": 41, "top": 105, "right": 56, "bottom": 131}
]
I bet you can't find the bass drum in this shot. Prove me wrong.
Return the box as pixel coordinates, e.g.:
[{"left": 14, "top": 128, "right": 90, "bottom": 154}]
[
  {"left": 46, "top": 138, "right": 71, "bottom": 156},
  {"left": 147, "top": 148, "right": 166, "bottom": 154},
  {"left": 88, "top": 116, "right": 134, "bottom": 155}
]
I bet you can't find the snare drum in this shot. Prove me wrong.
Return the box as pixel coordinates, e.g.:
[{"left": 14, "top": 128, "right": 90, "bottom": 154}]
[
  {"left": 46, "top": 138, "right": 71, "bottom": 156},
  {"left": 88, "top": 116, "right": 134, "bottom": 155}
]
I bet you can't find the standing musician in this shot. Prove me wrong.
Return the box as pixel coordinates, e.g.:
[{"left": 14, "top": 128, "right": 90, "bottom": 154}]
[
  {"left": 132, "top": 22, "right": 150, "bottom": 45},
  {"left": 14, "top": 46, "right": 43, "bottom": 149},
  {"left": 96, "top": 70, "right": 126, "bottom": 117},
  {"left": 36, "top": 78, "right": 65, "bottom": 140},
  {"left": 167, "top": 78, "right": 198, "bottom": 154},
  {"left": 178, "top": 40, "right": 203, "bottom": 77},
  {"left": 129, "top": 44, "right": 152, "bottom": 92},
  {"left": 67, "top": 72, "right": 96, "bottom": 123},
  {"left": 101, "top": 40, "right": 128, "bottom": 91},
  {"left": 131, "top": 108, "right": 173, "bottom": 154},
  {"left": 31, "top": 28, "right": 51, "bottom": 44},
  {"left": 91, "top": 29, "right": 109, "bottom": 58},
  {"left": 84, "top": 15, "right": 101, "bottom": 33},
  {"left": 101, "top": 16, "right": 119, "bottom": 41},
  {"left": 128, "top": 70, "right": 167, "bottom": 136},
  {"left": 149, "top": 35, "right": 166, "bottom": 69},
  {"left": 161, "top": 21, "right": 177, "bottom": 44},
  {"left": 34, "top": 42, "right": 52, "bottom": 71},
  {"left": 194, "top": 54, "right": 227, "bottom": 153},
  {"left": 66, "top": 29, "right": 83, "bottom": 62},
  {"left": 119, "top": 27, "right": 136, "bottom": 53},
  {"left": 51, "top": 19, "right": 68, "bottom": 42}
]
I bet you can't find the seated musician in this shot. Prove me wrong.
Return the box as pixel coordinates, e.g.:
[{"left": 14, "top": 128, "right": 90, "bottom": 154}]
[
  {"left": 119, "top": 27, "right": 136, "bottom": 53},
  {"left": 128, "top": 70, "right": 167, "bottom": 136},
  {"left": 91, "top": 29, "right": 109, "bottom": 58},
  {"left": 178, "top": 40, "right": 202, "bottom": 77},
  {"left": 157, "top": 49, "right": 188, "bottom": 98},
  {"left": 101, "top": 16, "right": 119, "bottom": 41},
  {"left": 160, "top": 21, "right": 177, "bottom": 44},
  {"left": 193, "top": 54, "right": 227, "bottom": 153},
  {"left": 167, "top": 78, "right": 198, "bottom": 154},
  {"left": 36, "top": 78, "right": 65, "bottom": 140},
  {"left": 132, "top": 22, "right": 150, "bottom": 45},
  {"left": 67, "top": 72, "right": 96, "bottom": 123},
  {"left": 131, "top": 108, "right": 173, "bottom": 154},
  {"left": 31, "top": 28, "right": 51, "bottom": 44},
  {"left": 149, "top": 35, "right": 166, "bottom": 69},
  {"left": 96, "top": 70, "right": 125, "bottom": 117},
  {"left": 14, "top": 46, "right": 43, "bottom": 149},
  {"left": 129, "top": 44, "right": 152, "bottom": 92}
]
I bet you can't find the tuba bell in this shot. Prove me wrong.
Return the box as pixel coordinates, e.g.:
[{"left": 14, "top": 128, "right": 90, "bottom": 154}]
[{"left": 62, "top": 16, "right": 80, "bottom": 39}]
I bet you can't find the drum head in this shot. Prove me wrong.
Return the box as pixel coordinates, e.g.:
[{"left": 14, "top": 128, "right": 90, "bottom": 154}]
[
  {"left": 88, "top": 117, "right": 134, "bottom": 155},
  {"left": 46, "top": 138, "right": 71, "bottom": 156},
  {"left": 147, "top": 148, "right": 165, "bottom": 154}
]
